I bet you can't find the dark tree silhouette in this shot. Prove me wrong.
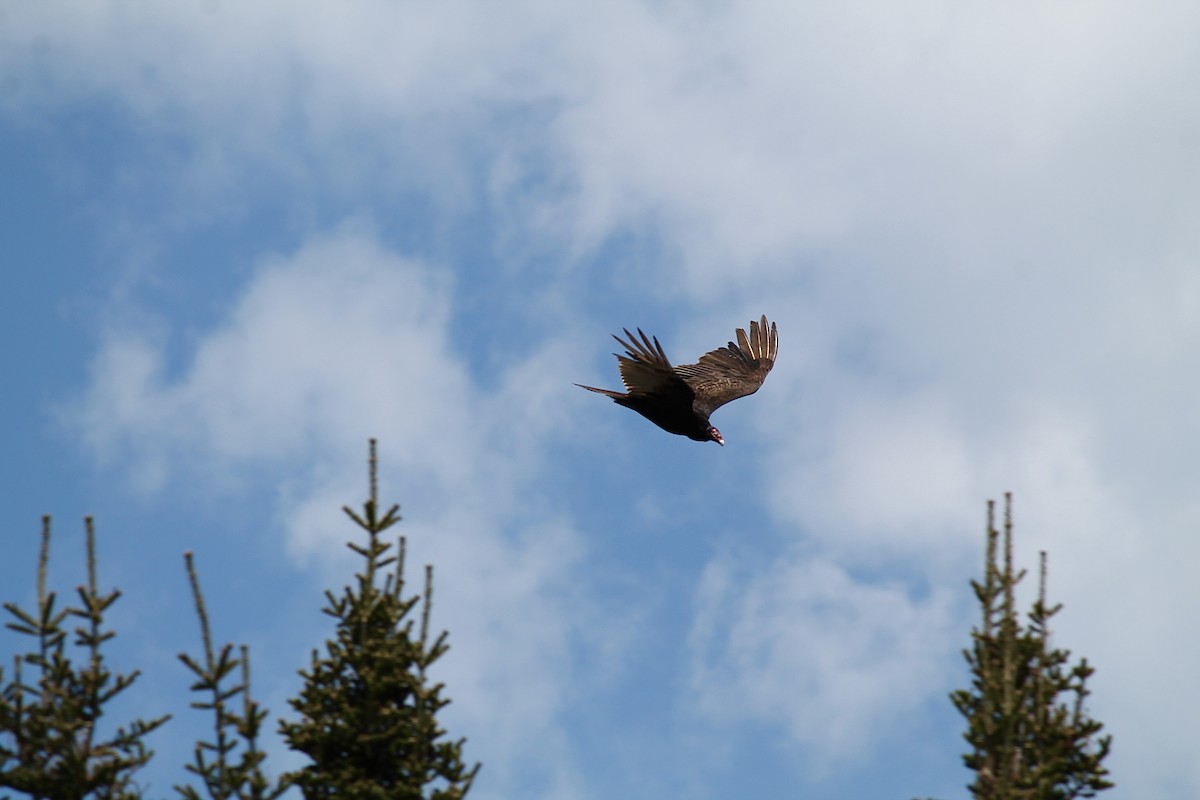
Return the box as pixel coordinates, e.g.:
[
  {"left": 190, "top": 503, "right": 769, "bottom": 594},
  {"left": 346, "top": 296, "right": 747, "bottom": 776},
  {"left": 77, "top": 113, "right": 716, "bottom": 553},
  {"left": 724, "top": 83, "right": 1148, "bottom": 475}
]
[
  {"left": 951, "top": 494, "right": 1113, "bottom": 799},
  {"left": 279, "top": 440, "right": 479, "bottom": 799},
  {"left": 176, "top": 551, "right": 290, "bottom": 800},
  {"left": 0, "top": 516, "right": 169, "bottom": 799}
]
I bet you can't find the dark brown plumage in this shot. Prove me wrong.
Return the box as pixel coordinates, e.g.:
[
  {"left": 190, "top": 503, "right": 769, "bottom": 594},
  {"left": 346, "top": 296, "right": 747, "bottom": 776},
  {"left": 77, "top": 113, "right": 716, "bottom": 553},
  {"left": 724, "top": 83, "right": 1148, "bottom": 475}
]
[{"left": 577, "top": 315, "right": 778, "bottom": 446}]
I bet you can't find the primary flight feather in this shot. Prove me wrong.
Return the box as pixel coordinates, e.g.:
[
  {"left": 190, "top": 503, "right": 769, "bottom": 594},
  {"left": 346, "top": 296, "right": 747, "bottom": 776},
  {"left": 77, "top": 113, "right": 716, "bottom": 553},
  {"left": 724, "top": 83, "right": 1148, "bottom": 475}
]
[{"left": 577, "top": 315, "right": 778, "bottom": 446}]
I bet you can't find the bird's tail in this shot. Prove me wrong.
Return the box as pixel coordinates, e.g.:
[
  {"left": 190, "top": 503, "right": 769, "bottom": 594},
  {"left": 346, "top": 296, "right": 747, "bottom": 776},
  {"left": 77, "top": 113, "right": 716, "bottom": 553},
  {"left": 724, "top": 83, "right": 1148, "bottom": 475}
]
[{"left": 575, "top": 383, "right": 625, "bottom": 399}]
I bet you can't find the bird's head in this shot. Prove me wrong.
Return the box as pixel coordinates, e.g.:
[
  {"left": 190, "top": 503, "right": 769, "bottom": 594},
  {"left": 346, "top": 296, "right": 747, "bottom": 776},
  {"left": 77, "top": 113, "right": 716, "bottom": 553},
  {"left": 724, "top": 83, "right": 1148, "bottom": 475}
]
[{"left": 707, "top": 425, "right": 724, "bottom": 446}]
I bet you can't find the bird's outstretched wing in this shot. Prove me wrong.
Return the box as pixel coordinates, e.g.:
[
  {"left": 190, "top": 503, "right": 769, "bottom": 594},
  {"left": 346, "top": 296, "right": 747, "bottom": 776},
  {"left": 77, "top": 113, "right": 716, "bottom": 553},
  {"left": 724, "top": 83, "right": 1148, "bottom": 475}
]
[
  {"left": 613, "top": 328, "right": 694, "bottom": 399},
  {"left": 674, "top": 315, "right": 778, "bottom": 416},
  {"left": 576, "top": 327, "right": 694, "bottom": 403}
]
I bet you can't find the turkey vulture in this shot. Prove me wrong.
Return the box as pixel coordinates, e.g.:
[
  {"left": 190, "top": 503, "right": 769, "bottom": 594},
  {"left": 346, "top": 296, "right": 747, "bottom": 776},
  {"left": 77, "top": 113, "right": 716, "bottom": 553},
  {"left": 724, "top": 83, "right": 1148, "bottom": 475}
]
[{"left": 577, "top": 315, "right": 778, "bottom": 446}]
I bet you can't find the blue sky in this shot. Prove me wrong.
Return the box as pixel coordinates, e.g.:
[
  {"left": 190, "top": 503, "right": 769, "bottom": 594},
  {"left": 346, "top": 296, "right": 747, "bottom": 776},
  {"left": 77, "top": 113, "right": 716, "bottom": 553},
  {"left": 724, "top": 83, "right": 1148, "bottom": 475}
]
[{"left": 3, "top": 2, "right": 1198, "bottom": 798}]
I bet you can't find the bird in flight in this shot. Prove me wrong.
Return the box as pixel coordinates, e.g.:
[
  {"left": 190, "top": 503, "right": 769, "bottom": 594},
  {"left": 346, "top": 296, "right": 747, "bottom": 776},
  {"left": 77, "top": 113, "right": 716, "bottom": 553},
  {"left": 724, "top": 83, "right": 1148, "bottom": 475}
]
[{"left": 577, "top": 315, "right": 778, "bottom": 446}]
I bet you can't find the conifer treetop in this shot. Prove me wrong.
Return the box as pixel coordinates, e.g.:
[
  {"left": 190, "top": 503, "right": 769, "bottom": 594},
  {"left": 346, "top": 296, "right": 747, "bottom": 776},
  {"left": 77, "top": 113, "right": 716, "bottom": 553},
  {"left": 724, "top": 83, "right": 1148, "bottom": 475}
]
[{"left": 280, "top": 439, "right": 480, "bottom": 799}]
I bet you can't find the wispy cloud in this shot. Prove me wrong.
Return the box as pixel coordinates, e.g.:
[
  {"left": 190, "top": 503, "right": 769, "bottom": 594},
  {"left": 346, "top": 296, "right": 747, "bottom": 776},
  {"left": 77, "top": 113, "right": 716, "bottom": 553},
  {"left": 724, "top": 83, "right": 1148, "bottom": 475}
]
[{"left": 689, "top": 553, "right": 958, "bottom": 766}]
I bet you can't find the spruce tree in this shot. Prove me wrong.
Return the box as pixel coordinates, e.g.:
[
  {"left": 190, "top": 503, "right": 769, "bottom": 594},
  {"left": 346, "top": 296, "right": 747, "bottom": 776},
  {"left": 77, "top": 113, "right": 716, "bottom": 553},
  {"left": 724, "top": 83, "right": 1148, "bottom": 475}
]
[
  {"left": 951, "top": 494, "right": 1112, "bottom": 799},
  {"left": 279, "top": 440, "right": 479, "bottom": 799},
  {"left": 176, "top": 552, "right": 290, "bottom": 800},
  {"left": 0, "top": 516, "right": 169, "bottom": 798}
]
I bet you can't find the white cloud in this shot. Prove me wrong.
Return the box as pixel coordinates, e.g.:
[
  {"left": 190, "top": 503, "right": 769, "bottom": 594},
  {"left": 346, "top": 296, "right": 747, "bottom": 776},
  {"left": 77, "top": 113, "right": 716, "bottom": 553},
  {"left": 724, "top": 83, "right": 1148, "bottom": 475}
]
[
  {"left": 79, "top": 224, "right": 465, "bottom": 478},
  {"left": 767, "top": 391, "right": 976, "bottom": 553},
  {"left": 7, "top": 1, "right": 1200, "bottom": 283},
  {"left": 688, "top": 553, "right": 958, "bottom": 767}
]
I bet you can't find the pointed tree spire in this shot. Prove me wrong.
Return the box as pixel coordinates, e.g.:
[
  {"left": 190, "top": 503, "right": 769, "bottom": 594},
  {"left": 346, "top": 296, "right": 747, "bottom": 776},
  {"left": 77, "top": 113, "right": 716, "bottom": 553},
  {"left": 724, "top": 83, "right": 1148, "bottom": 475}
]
[
  {"left": 280, "top": 439, "right": 480, "bottom": 799},
  {"left": 0, "top": 516, "right": 169, "bottom": 798},
  {"left": 951, "top": 494, "right": 1113, "bottom": 799},
  {"left": 177, "top": 551, "right": 290, "bottom": 800}
]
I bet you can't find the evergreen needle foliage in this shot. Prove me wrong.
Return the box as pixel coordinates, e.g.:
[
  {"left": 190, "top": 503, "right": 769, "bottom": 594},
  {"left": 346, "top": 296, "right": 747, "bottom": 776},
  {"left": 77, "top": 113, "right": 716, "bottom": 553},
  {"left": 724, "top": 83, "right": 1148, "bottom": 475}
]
[
  {"left": 176, "top": 552, "right": 290, "bottom": 800},
  {"left": 0, "top": 516, "right": 169, "bottom": 799},
  {"left": 951, "top": 495, "right": 1113, "bottom": 800},
  {"left": 279, "top": 440, "right": 480, "bottom": 799}
]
